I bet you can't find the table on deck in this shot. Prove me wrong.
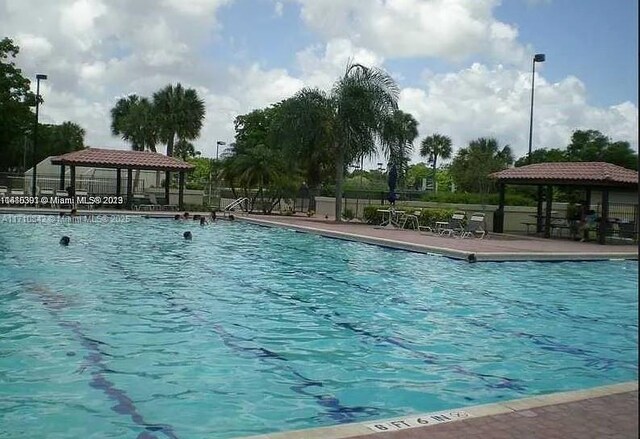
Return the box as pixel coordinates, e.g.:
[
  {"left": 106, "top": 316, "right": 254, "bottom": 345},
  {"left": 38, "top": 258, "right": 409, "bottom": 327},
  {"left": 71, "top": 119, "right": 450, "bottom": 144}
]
[{"left": 377, "top": 209, "right": 405, "bottom": 229}]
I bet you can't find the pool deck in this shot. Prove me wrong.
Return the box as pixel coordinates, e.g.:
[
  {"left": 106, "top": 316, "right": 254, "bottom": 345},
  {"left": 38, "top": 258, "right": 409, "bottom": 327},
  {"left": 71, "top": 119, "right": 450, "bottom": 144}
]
[
  {"left": 240, "top": 381, "right": 638, "bottom": 439},
  {"left": 237, "top": 215, "right": 638, "bottom": 262},
  {"left": 0, "top": 207, "right": 637, "bottom": 262}
]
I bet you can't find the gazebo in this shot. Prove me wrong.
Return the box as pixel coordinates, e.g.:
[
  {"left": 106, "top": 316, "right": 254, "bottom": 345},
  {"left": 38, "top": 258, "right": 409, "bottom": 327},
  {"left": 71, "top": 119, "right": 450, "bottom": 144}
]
[
  {"left": 51, "top": 148, "right": 195, "bottom": 210},
  {"left": 490, "top": 162, "right": 639, "bottom": 244}
]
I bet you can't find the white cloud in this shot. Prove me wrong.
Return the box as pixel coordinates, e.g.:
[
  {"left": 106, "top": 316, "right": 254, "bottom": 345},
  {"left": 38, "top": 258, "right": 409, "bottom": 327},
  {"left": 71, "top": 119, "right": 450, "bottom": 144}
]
[
  {"left": 274, "top": 1, "right": 284, "bottom": 16},
  {"left": 291, "top": 0, "right": 528, "bottom": 64},
  {"left": 296, "top": 38, "right": 385, "bottom": 89},
  {"left": 2, "top": 0, "right": 636, "bottom": 164},
  {"left": 398, "top": 63, "right": 639, "bottom": 163}
]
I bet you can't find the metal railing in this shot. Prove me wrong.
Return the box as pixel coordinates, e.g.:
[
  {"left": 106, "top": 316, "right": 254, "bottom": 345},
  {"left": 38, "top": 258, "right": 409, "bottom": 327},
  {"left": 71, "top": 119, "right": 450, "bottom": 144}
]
[{"left": 0, "top": 173, "right": 145, "bottom": 195}]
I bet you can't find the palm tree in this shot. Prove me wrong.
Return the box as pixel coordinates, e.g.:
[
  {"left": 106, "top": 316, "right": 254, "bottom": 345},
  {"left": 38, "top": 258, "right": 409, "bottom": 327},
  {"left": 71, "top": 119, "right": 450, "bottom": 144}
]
[
  {"left": 420, "top": 134, "right": 452, "bottom": 192},
  {"left": 153, "top": 83, "right": 205, "bottom": 198},
  {"left": 276, "top": 63, "right": 399, "bottom": 221},
  {"left": 449, "top": 137, "right": 513, "bottom": 194},
  {"left": 111, "top": 95, "right": 158, "bottom": 152},
  {"left": 382, "top": 109, "right": 419, "bottom": 188},
  {"left": 110, "top": 95, "right": 158, "bottom": 190}
]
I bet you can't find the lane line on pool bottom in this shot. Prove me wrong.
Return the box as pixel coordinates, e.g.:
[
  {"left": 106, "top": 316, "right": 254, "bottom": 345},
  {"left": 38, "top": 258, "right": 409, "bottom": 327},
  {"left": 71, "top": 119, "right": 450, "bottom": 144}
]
[{"left": 25, "top": 282, "right": 180, "bottom": 439}]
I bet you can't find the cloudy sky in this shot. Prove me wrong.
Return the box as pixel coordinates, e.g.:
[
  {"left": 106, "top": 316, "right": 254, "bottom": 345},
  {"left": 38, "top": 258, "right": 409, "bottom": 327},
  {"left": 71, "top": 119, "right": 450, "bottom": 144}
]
[{"left": 2, "top": 0, "right": 638, "bottom": 167}]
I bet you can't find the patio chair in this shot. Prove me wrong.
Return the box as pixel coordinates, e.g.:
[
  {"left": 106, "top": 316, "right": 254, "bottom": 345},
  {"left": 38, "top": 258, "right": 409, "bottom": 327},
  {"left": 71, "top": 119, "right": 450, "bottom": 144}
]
[
  {"left": 39, "top": 189, "right": 53, "bottom": 206},
  {"left": 440, "top": 211, "right": 466, "bottom": 237},
  {"left": 138, "top": 193, "right": 161, "bottom": 211},
  {"left": 460, "top": 212, "right": 486, "bottom": 239},
  {"left": 399, "top": 209, "right": 421, "bottom": 230},
  {"left": 54, "top": 190, "right": 72, "bottom": 208}
]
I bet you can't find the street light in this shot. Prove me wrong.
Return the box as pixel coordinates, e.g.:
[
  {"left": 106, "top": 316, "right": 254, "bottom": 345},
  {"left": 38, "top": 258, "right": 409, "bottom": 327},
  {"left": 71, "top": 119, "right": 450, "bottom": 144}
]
[
  {"left": 527, "top": 53, "right": 545, "bottom": 164},
  {"left": 31, "top": 73, "right": 47, "bottom": 198},
  {"left": 216, "top": 140, "right": 226, "bottom": 160}
]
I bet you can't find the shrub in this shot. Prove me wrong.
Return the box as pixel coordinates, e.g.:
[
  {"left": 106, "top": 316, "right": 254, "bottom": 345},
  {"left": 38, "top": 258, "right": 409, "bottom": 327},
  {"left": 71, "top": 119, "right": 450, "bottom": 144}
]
[
  {"left": 420, "top": 191, "right": 535, "bottom": 206},
  {"left": 363, "top": 205, "right": 455, "bottom": 227},
  {"left": 363, "top": 206, "right": 384, "bottom": 224}
]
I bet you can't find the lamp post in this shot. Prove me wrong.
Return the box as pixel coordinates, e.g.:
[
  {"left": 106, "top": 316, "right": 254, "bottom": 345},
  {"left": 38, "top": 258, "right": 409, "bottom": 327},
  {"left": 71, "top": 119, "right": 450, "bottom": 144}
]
[
  {"left": 216, "top": 140, "right": 226, "bottom": 160},
  {"left": 31, "top": 73, "right": 47, "bottom": 198},
  {"left": 527, "top": 53, "right": 545, "bottom": 164}
]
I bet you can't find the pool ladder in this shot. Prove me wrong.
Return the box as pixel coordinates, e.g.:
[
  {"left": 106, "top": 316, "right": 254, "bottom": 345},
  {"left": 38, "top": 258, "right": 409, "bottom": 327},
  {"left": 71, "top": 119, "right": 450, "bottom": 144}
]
[{"left": 223, "top": 197, "right": 249, "bottom": 218}]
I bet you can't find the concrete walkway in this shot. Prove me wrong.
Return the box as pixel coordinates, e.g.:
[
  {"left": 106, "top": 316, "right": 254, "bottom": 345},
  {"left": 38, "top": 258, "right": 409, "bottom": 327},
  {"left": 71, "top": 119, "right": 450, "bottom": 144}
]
[
  {"left": 238, "top": 215, "right": 638, "bottom": 262},
  {"left": 242, "top": 382, "right": 638, "bottom": 439}
]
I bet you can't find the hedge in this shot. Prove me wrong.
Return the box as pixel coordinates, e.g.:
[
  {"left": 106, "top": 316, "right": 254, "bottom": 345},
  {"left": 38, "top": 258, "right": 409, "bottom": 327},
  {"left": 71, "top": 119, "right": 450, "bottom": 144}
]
[{"left": 363, "top": 205, "right": 455, "bottom": 228}]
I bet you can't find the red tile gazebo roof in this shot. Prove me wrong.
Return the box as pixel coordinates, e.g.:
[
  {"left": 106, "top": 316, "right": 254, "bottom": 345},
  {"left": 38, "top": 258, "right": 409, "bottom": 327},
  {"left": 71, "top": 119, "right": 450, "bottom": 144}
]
[
  {"left": 491, "top": 162, "right": 638, "bottom": 187},
  {"left": 51, "top": 148, "right": 195, "bottom": 172}
]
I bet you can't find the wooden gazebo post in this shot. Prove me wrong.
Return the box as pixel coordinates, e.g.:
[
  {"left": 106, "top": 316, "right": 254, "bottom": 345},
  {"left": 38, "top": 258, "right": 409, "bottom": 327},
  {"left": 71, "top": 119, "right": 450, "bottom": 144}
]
[
  {"left": 127, "top": 168, "right": 133, "bottom": 210},
  {"left": 178, "top": 171, "right": 185, "bottom": 211},
  {"left": 116, "top": 169, "right": 122, "bottom": 209}
]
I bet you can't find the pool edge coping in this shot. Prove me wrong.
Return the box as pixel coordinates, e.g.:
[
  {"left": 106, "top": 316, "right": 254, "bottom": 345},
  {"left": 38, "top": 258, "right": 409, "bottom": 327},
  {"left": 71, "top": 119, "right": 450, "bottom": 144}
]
[
  {"left": 236, "top": 381, "right": 638, "bottom": 439},
  {"left": 237, "top": 217, "right": 638, "bottom": 262}
]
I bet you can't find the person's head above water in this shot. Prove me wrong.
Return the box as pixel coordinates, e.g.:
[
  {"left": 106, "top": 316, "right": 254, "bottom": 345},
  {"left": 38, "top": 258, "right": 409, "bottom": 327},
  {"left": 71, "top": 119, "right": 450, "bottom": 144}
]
[
  {"left": 183, "top": 231, "right": 192, "bottom": 240},
  {"left": 183, "top": 212, "right": 190, "bottom": 219},
  {"left": 59, "top": 236, "right": 70, "bottom": 246},
  {"left": 174, "top": 214, "right": 180, "bottom": 220},
  {"left": 199, "top": 217, "right": 206, "bottom": 226}
]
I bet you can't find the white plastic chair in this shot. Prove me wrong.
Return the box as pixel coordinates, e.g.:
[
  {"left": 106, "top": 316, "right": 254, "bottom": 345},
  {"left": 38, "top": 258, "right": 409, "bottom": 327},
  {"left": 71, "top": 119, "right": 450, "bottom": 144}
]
[{"left": 460, "top": 213, "right": 486, "bottom": 239}]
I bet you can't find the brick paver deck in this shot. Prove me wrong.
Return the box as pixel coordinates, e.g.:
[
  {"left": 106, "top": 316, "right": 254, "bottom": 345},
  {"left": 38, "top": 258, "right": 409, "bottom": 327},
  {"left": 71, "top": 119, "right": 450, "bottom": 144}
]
[
  {"left": 351, "top": 391, "right": 638, "bottom": 439},
  {"left": 239, "top": 215, "right": 638, "bottom": 262}
]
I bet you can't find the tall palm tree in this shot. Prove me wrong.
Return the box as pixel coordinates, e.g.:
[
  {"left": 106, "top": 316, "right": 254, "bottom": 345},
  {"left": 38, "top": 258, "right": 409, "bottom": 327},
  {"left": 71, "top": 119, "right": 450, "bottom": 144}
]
[
  {"left": 382, "top": 109, "right": 419, "bottom": 188},
  {"left": 110, "top": 95, "right": 158, "bottom": 152},
  {"left": 153, "top": 83, "right": 205, "bottom": 198},
  {"left": 276, "top": 62, "right": 399, "bottom": 221},
  {"left": 153, "top": 83, "right": 205, "bottom": 157},
  {"left": 420, "top": 133, "right": 452, "bottom": 191},
  {"left": 110, "top": 95, "right": 158, "bottom": 190}
]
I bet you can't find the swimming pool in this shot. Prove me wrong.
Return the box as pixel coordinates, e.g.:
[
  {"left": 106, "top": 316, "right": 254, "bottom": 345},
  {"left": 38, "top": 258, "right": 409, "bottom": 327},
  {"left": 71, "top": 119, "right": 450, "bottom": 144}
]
[{"left": 0, "top": 214, "right": 637, "bottom": 438}]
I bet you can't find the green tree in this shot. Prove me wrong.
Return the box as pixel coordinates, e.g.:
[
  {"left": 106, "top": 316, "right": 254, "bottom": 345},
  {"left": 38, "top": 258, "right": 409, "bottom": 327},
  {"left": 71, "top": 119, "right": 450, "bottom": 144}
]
[
  {"left": 110, "top": 94, "right": 159, "bottom": 189},
  {"left": 110, "top": 95, "right": 158, "bottom": 152},
  {"left": 38, "top": 122, "right": 85, "bottom": 158},
  {"left": 276, "top": 63, "right": 399, "bottom": 221},
  {"left": 0, "top": 37, "right": 38, "bottom": 171},
  {"left": 174, "top": 139, "right": 200, "bottom": 160},
  {"left": 514, "top": 147, "right": 567, "bottom": 167},
  {"left": 566, "top": 129, "right": 609, "bottom": 162},
  {"left": 223, "top": 107, "right": 300, "bottom": 213},
  {"left": 601, "top": 141, "right": 637, "bottom": 170},
  {"left": 272, "top": 91, "right": 336, "bottom": 201},
  {"left": 405, "top": 162, "right": 431, "bottom": 190},
  {"left": 152, "top": 83, "right": 205, "bottom": 158},
  {"left": 381, "top": 109, "right": 419, "bottom": 188},
  {"left": 449, "top": 137, "right": 513, "bottom": 194},
  {"left": 419, "top": 134, "right": 453, "bottom": 190}
]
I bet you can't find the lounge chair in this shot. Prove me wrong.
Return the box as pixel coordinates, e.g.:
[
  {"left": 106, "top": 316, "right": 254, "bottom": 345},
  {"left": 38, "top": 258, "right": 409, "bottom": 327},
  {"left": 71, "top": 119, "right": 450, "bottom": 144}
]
[
  {"left": 460, "top": 212, "right": 486, "bottom": 239},
  {"left": 440, "top": 211, "right": 466, "bottom": 237}
]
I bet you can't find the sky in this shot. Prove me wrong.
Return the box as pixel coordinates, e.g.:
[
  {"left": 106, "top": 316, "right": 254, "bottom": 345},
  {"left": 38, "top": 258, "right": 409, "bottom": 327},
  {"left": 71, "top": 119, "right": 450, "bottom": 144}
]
[{"left": 2, "top": 0, "right": 638, "bottom": 168}]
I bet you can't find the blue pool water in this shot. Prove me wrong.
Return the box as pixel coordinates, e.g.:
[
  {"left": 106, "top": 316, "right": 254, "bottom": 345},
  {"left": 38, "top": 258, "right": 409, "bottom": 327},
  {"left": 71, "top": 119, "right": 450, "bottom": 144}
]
[{"left": 0, "top": 214, "right": 637, "bottom": 438}]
